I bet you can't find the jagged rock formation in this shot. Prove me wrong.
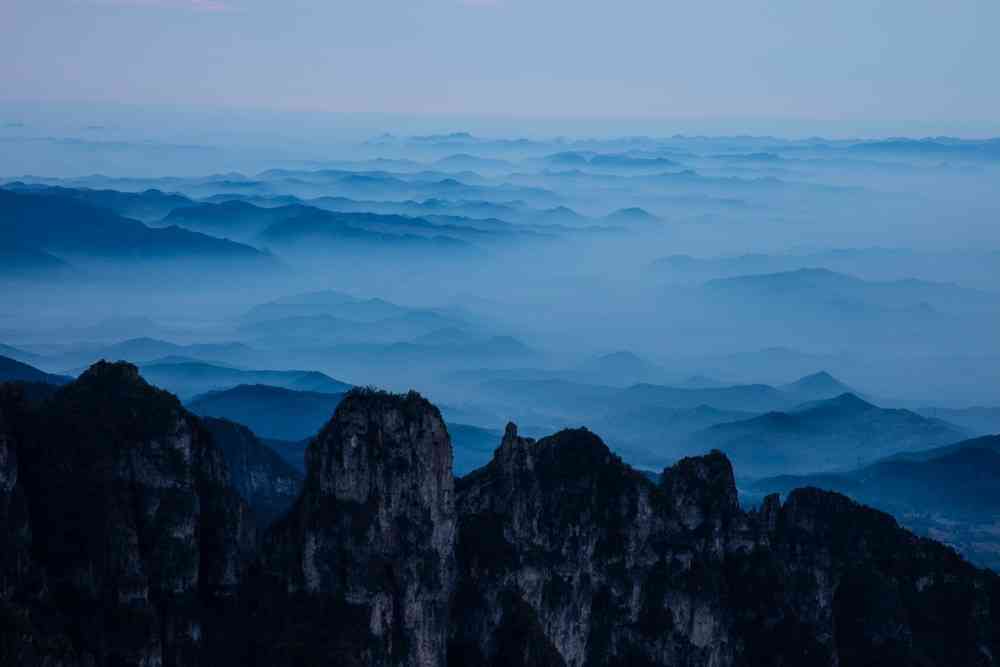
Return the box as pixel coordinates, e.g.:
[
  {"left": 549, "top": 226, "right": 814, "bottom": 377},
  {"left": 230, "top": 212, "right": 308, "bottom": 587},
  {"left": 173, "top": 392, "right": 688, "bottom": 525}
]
[
  {"left": 201, "top": 417, "right": 303, "bottom": 529},
  {"left": 0, "top": 362, "right": 255, "bottom": 667},
  {"left": 248, "top": 388, "right": 455, "bottom": 667},
  {"left": 1, "top": 366, "right": 998, "bottom": 666},
  {"left": 451, "top": 425, "right": 748, "bottom": 666},
  {"left": 452, "top": 424, "right": 999, "bottom": 666}
]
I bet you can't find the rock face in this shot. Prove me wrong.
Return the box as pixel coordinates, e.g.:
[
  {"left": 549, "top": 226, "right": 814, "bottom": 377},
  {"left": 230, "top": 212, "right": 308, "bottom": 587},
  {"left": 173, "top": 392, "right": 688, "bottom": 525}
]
[
  {"left": 250, "top": 388, "right": 455, "bottom": 667},
  {"left": 451, "top": 426, "right": 748, "bottom": 666},
  {"left": 201, "top": 416, "right": 303, "bottom": 529},
  {"left": 2, "top": 367, "right": 998, "bottom": 667},
  {"left": 0, "top": 362, "right": 255, "bottom": 667},
  {"left": 451, "top": 424, "right": 1000, "bottom": 667}
]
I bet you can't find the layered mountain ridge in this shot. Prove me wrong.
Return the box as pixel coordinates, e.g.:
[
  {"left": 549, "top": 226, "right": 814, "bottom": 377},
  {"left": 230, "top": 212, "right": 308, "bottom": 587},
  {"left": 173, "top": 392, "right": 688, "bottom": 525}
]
[{"left": 1, "top": 363, "right": 997, "bottom": 666}]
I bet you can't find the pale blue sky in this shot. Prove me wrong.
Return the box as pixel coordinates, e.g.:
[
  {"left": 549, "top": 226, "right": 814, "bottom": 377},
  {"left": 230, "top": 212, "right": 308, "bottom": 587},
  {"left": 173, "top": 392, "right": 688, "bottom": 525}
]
[{"left": 2, "top": 0, "right": 998, "bottom": 132}]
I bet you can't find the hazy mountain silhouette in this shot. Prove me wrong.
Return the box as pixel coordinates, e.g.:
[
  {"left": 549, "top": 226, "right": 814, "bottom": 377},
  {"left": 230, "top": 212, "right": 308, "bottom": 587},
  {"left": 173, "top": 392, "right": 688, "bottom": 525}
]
[
  {"left": 692, "top": 393, "right": 968, "bottom": 476},
  {"left": 602, "top": 207, "right": 660, "bottom": 224},
  {"left": 0, "top": 355, "right": 71, "bottom": 385},
  {"left": 751, "top": 434, "right": 1000, "bottom": 567},
  {"left": 0, "top": 241, "right": 77, "bottom": 280},
  {"left": 615, "top": 382, "right": 789, "bottom": 413},
  {"left": 200, "top": 416, "right": 303, "bottom": 529},
  {"left": 704, "top": 267, "right": 994, "bottom": 313},
  {"left": 51, "top": 338, "right": 257, "bottom": 371},
  {"left": 138, "top": 360, "right": 351, "bottom": 399},
  {"left": 916, "top": 406, "right": 1000, "bottom": 436},
  {"left": 188, "top": 384, "right": 345, "bottom": 440},
  {"left": 0, "top": 189, "right": 277, "bottom": 269},
  {"left": 780, "top": 370, "right": 857, "bottom": 401},
  {"left": 574, "top": 350, "right": 666, "bottom": 385},
  {"left": 3, "top": 183, "right": 196, "bottom": 221}
]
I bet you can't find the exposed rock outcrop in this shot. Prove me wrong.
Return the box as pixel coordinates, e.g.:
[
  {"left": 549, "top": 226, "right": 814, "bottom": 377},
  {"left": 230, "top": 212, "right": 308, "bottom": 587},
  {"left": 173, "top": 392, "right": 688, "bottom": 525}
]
[
  {"left": 451, "top": 425, "right": 746, "bottom": 666},
  {"left": 249, "top": 388, "right": 455, "bottom": 667},
  {"left": 0, "top": 362, "right": 255, "bottom": 667},
  {"left": 451, "top": 424, "right": 1000, "bottom": 667},
  {"left": 2, "top": 367, "right": 998, "bottom": 667}
]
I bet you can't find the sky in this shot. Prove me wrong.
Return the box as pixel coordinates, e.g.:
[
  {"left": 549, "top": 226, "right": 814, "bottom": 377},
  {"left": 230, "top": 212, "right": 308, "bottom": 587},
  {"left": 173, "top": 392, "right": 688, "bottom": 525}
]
[{"left": 2, "top": 0, "right": 999, "bottom": 136}]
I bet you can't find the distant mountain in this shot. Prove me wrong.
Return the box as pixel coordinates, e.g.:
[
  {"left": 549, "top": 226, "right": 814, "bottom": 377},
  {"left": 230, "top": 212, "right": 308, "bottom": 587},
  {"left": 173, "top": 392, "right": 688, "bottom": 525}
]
[
  {"left": 102, "top": 338, "right": 253, "bottom": 365},
  {"left": 0, "top": 343, "right": 39, "bottom": 363},
  {"left": 138, "top": 360, "right": 351, "bottom": 399},
  {"left": 542, "top": 152, "right": 680, "bottom": 171},
  {"left": 602, "top": 207, "right": 660, "bottom": 224},
  {"left": 691, "top": 393, "right": 968, "bottom": 476},
  {"left": 704, "top": 267, "right": 994, "bottom": 314},
  {"left": 261, "top": 436, "right": 311, "bottom": 474},
  {"left": 679, "top": 374, "right": 724, "bottom": 388},
  {"left": 410, "top": 327, "right": 483, "bottom": 346},
  {"left": 462, "top": 370, "right": 876, "bottom": 467},
  {"left": 241, "top": 289, "right": 367, "bottom": 322},
  {"left": 589, "top": 153, "right": 680, "bottom": 170},
  {"left": 0, "top": 189, "right": 277, "bottom": 270},
  {"left": 200, "top": 417, "right": 303, "bottom": 529},
  {"left": 3, "top": 183, "right": 195, "bottom": 221},
  {"left": 0, "top": 355, "right": 71, "bottom": 385},
  {"left": 780, "top": 371, "right": 857, "bottom": 402},
  {"left": 161, "top": 200, "right": 304, "bottom": 240},
  {"left": 615, "top": 381, "right": 789, "bottom": 413},
  {"left": 916, "top": 406, "right": 1000, "bottom": 436},
  {"left": 0, "top": 242, "right": 76, "bottom": 280},
  {"left": 574, "top": 350, "right": 667, "bottom": 386},
  {"left": 849, "top": 138, "right": 1000, "bottom": 160},
  {"left": 447, "top": 423, "right": 504, "bottom": 475},
  {"left": 238, "top": 292, "right": 471, "bottom": 346},
  {"left": 257, "top": 208, "right": 473, "bottom": 253},
  {"left": 880, "top": 433, "right": 1000, "bottom": 463},
  {"left": 52, "top": 337, "right": 257, "bottom": 371},
  {"left": 751, "top": 434, "right": 1000, "bottom": 568},
  {"left": 188, "top": 384, "right": 345, "bottom": 441},
  {"left": 592, "top": 403, "right": 753, "bottom": 458},
  {"left": 166, "top": 198, "right": 503, "bottom": 250}
]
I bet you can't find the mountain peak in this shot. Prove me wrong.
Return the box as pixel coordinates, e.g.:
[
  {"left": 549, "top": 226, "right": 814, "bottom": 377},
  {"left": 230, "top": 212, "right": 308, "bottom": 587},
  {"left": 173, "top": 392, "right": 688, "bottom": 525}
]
[
  {"left": 55, "top": 361, "right": 188, "bottom": 439},
  {"left": 661, "top": 450, "right": 739, "bottom": 529},
  {"left": 797, "top": 392, "right": 875, "bottom": 414},
  {"left": 75, "top": 359, "right": 145, "bottom": 390},
  {"left": 783, "top": 370, "right": 854, "bottom": 396}
]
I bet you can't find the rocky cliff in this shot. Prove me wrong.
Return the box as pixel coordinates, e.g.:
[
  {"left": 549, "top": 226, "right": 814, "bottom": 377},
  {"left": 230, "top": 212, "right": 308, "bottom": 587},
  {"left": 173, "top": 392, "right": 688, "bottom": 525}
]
[
  {"left": 1, "top": 366, "right": 998, "bottom": 666},
  {"left": 246, "top": 388, "right": 455, "bottom": 667},
  {"left": 451, "top": 423, "right": 999, "bottom": 666},
  {"left": 0, "top": 362, "right": 255, "bottom": 667}
]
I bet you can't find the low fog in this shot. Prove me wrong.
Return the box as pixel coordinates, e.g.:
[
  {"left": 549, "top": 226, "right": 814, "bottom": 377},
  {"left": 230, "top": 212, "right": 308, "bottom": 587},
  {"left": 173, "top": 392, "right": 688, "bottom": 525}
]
[{"left": 3, "top": 108, "right": 1000, "bottom": 484}]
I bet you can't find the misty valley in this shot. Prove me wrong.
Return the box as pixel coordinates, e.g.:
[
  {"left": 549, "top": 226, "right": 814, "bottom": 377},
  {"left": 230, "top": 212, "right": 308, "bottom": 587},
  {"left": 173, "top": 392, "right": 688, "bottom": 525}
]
[{"left": 2, "top": 128, "right": 1000, "bottom": 665}]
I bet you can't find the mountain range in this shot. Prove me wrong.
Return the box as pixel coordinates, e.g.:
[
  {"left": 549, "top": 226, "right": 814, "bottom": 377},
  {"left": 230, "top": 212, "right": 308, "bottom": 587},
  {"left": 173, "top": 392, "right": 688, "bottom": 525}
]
[
  {"left": 137, "top": 360, "right": 352, "bottom": 399},
  {"left": 751, "top": 434, "right": 1000, "bottom": 568},
  {"left": 0, "top": 188, "right": 277, "bottom": 276},
  {"left": 0, "top": 363, "right": 996, "bottom": 666},
  {"left": 690, "top": 392, "right": 967, "bottom": 476},
  {"left": 0, "top": 354, "right": 71, "bottom": 385}
]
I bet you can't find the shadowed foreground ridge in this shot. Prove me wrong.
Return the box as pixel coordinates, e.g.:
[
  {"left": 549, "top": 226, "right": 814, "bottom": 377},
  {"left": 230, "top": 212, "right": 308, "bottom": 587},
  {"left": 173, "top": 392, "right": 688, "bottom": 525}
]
[
  {"left": 0, "top": 361, "right": 255, "bottom": 666},
  {"left": 0, "top": 365, "right": 998, "bottom": 666}
]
